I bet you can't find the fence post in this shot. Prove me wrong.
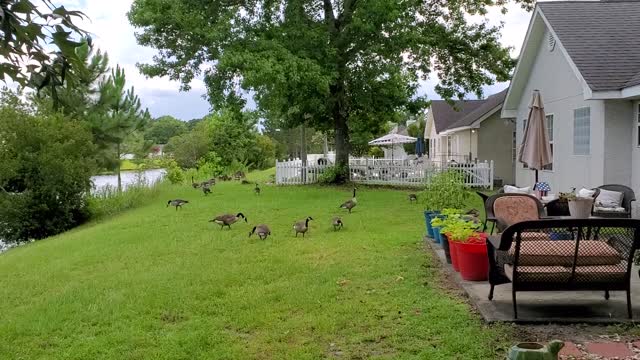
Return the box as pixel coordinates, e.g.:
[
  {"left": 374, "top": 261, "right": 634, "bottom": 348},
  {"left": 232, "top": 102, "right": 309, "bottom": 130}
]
[{"left": 489, "top": 160, "right": 494, "bottom": 190}]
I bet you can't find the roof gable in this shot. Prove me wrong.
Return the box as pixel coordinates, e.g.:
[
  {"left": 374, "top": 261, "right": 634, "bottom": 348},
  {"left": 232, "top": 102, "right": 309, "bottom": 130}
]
[
  {"left": 430, "top": 100, "right": 484, "bottom": 134},
  {"left": 446, "top": 89, "right": 508, "bottom": 131},
  {"left": 538, "top": 1, "right": 640, "bottom": 92}
]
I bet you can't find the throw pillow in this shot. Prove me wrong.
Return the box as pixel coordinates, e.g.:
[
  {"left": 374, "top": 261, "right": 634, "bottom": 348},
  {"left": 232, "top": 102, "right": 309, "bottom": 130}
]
[
  {"left": 596, "top": 189, "right": 624, "bottom": 208},
  {"left": 504, "top": 185, "right": 531, "bottom": 194},
  {"left": 577, "top": 188, "right": 596, "bottom": 198}
]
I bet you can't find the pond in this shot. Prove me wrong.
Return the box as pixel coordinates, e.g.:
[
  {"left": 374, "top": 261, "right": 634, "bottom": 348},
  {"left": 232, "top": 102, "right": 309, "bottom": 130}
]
[
  {"left": 1, "top": 169, "right": 166, "bottom": 253},
  {"left": 91, "top": 168, "right": 166, "bottom": 193}
]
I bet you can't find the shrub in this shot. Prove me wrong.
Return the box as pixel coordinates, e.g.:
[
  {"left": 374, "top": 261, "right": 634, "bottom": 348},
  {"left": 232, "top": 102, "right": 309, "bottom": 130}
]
[
  {"left": 88, "top": 174, "right": 163, "bottom": 219},
  {"left": 420, "top": 170, "right": 470, "bottom": 211},
  {"left": 319, "top": 165, "right": 349, "bottom": 185},
  {"left": 166, "top": 166, "right": 185, "bottom": 184},
  {"left": 0, "top": 98, "right": 96, "bottom": 242}
]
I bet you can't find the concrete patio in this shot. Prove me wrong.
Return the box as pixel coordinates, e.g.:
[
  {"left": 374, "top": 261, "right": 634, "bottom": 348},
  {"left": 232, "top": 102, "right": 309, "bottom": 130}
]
[{"left": 426, "top": 239, "right": 640, "bottom": 324}]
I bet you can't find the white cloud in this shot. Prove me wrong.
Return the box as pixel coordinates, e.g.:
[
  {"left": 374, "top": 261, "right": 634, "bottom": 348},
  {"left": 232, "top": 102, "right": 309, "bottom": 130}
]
[{"left": 56, "top": 0, "right": 531, "bottom": 116}]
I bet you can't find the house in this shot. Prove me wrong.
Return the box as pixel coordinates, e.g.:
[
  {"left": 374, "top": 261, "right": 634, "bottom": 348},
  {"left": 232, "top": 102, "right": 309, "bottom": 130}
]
[
  {"left": 502, "top": 0, "right": 640, "bottom": 196},
  {"left": 424, "top": 89, "right": 516, "bottom": 185}
]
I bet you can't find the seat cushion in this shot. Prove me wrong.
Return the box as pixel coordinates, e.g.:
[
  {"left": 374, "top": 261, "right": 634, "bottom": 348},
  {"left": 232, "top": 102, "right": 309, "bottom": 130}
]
[
  {"left": 504, "top": 264, "right": 571, "bottom": 282},
  {"left": 508, "top": 240, "right": 621, "bottom": 266},
  {"left": 594, "top": 206, "right": 626, "bottom": 213},
  {"left": 574, "top": 263, "right": 627, "bottom": 283},
  {"left": 596, "top": 189, "right": 624, "bottom": 208}
]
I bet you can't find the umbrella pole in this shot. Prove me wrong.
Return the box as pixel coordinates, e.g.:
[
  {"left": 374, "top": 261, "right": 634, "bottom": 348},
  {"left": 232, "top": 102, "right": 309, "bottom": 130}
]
[{"left": 535, "top": 169, "right": 539, "bottom": 184}]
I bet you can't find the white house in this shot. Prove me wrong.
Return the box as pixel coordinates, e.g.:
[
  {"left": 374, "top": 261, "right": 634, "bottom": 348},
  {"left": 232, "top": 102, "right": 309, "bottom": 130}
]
[
  {"left": 502, "top": 1, "right": 640, "bottom": 196},
  {"left": 425, "top": 89, "right": 516, "bottom": 184}
]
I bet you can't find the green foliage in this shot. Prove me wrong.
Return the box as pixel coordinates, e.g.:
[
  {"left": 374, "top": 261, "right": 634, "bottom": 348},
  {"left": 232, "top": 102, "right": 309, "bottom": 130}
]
[
  {"left": 0, "top": 92, "right": 96, "bottom": 242},
  {"left": 404, "top": 117, "right": 427, "bottom": 154},
  {"left": 420, "top": 170, "right": 470, "bottom": 211},
  {"left": 164, "top": 129, "right": 210, "bottom": 169},
  {"left": 318, "top": 165, "right": 349, "bottom": 185},
  {"left": 88, "top": 174, "right": 163, "bottom": 219},
  {"left": 431, "top": 210, "right": 481, "bottom": 242},
  {"left": 163, "top": 159, "right": 185, "bottom": 184},
  {"left": 204, "top": 110, "right": 258, "bottom": 167},
  {"left": 197, "top": 152, "right": 225, "bottom": 178},
  {"left": 368, "top": 146, "right": 384, "bottom": 158},
  {"left": 129, "top": 0, "right": 534, "bottom": 168},
  {"left": 145, "top": 115, "right": 188, "bottom": 144}
]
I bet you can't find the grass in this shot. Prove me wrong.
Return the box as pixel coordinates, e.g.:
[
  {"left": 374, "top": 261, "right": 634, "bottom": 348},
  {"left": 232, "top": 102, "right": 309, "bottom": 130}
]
[{"left": 0, "top": 169, "right": 508, "bottom": 359}]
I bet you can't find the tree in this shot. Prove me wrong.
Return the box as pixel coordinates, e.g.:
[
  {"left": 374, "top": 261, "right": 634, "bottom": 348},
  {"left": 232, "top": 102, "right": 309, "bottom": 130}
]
[
  {"left": 1, "top": 1, "right": 89, "bottom": 101},
  {"left": 145, "top": 115, "right": 188, "bottom": 144},
  {"left": 91, "top": 66, "right": 150, "bottom": 191},
  {"left": 164, "top": 129, "right": 210, "bottom": 169},
  {"left": 129, "top": 0, "right": 533, "bottom": 180},
  {"left": 0, "top": 90, "right": 96, "bottom": 242}
]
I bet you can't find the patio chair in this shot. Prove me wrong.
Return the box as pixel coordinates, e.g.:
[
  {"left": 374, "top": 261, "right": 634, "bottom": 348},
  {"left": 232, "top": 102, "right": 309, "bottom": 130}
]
[
  {"left": 592, "top": 184, "right": 636, "bottom": 218},
  {"left": 485, "top": 193, "right": 545, "bottom": 234}
]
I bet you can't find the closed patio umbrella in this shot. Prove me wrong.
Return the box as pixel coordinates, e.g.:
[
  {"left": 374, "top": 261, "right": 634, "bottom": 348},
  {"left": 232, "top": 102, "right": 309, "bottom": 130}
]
[
  {"left": 415, "top": 137, "right": 425, "bottom": 157},
  {"left": 519, "top": 90, "right": 552, "bottom": 183}
]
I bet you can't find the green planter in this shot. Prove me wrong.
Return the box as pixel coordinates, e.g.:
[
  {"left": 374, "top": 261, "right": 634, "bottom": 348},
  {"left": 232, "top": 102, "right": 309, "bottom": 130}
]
[{"left": 507, "top": 341, "right": 564, "bottom": 360}]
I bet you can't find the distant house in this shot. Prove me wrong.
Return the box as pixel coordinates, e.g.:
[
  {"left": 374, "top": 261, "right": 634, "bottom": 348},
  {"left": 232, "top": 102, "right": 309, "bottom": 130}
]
[
  {"left": 424, "top": 89, "right": 515, "bottom": 185},
  {"left": 502, "top": 1, "right": 640, "bottom": 194}
]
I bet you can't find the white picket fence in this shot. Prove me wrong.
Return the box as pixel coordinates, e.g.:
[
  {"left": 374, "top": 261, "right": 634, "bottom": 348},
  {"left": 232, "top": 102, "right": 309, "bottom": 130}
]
[{"left": 275, "top": 158, "right": 494, "bottom": 188}]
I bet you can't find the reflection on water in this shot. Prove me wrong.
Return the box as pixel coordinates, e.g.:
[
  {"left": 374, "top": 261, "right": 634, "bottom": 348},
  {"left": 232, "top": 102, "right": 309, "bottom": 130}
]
[{"left": 91, "top": 169, "right": 166, "bottom": 193}]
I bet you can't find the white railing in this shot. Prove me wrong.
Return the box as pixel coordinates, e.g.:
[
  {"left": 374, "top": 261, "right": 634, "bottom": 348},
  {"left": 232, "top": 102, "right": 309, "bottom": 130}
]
[{"left": 276, "top": 158, "right": 494, "bottom": 188}]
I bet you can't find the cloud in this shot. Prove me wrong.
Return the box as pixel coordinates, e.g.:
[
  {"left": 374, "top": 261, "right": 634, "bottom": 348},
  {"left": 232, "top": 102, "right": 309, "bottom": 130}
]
[{"left": 57, "top": 0, "right": 531, "bottom": 116}]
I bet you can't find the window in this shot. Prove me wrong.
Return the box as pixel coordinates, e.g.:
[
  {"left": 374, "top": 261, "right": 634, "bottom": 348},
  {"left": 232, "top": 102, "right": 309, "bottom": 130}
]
[
  {"left": 637, "top": 104, "right": 640, "bottom": 147},
  {"left": 512, "top": 130, "right": 517, "bottom": 162},
  {"left": 573, "top": 107, "right": 591, "bottom": 155},
  {"left": 447, "top": 136, "right": 452, "bottom": 156},
  {"left": 543, "top": 114, "right": 553, "bottom": 170}
]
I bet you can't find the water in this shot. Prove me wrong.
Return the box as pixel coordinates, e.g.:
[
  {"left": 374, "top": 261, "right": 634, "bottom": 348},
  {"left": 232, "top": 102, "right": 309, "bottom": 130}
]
[
  {"left": 91, "top": 169, "right": 166, "bottom": 193},
  {"left": 0, "top": 169, "right": 166, "bottom": 254}
]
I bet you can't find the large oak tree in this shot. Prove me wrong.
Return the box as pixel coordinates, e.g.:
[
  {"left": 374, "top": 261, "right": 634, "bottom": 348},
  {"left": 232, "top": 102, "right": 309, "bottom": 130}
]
[{"left": 128, "top": 0, "right": 533, "bottom": 173}]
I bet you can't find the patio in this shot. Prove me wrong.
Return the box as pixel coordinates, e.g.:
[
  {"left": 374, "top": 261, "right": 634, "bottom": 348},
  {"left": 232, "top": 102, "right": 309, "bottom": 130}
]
[{"left": 427, "top": 239, "right": 640, "bottom": 323}]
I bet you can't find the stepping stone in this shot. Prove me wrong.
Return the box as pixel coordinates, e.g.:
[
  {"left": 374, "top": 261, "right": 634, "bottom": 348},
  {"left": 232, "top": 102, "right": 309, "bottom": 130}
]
[
  {"left": 559, "top": 342, "right": 583, "bottom": 358},
  {"left": 585, "top": 342, "right": 633, "bottom": 358}
]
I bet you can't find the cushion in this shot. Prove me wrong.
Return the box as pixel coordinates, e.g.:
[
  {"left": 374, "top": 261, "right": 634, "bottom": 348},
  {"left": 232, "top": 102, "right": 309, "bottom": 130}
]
[
  {"left": 504, "top": 264, "right": 571, "bottom": 282},
  {"left": 574, "top": 263, "right": 627, "bottom": 283},
  {"left": 594, "top": 206, "right": 626, "bottom": 213},
  {"left": 504, "top": 185, "right": 532, "bottom": 194},
  {"left": 493, "top": 197, "right": 540, "bottom": 228},
  {"left": 508, "top": 240, "right": 621, "bottom": 266},
  {"left": 577, "top": 188, "right": 596, "bottom": 198},
  {"left": 596, "top": 188, "right": 624, "bottom": 208}
]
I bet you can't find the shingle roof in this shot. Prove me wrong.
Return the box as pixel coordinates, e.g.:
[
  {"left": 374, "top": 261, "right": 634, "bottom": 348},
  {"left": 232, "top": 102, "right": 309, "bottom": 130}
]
[
  {"left": 430, "top": 100, "right": 484, "bottom": 134},
  {"left": 446, "top": 89, "right": 508, "bottom": 130},
  {"left": 538, "top": 1, "right": 640, "bottom": 91}
]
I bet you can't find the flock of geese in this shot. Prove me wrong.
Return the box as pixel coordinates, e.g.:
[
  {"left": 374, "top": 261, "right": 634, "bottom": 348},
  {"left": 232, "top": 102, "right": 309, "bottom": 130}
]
[{"left": 166, "top": 185, "right": 358, "bottom": 240}]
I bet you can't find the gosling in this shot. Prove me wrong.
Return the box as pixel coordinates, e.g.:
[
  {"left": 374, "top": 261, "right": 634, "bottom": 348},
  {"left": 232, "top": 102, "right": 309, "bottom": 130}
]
[
  {"left": 408, "top": 193, "right": 418, "bottom": 202},
  {"left": 332, "top": 217, "right": 344, "bottom": 231},
  {"left": 293, "top": 217, "right": 313, "bottom": 237},
  {"left": 254, "top": 183, "right": 261, "bottom": 195}
]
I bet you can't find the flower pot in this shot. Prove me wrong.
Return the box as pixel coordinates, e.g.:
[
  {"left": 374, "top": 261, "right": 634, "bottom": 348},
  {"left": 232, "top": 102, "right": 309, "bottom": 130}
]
[
  {"left": 457, "top": 240, "right": 489, "bottom": 281},
  {"left": 568, "top": 198, "right": 594, "bottom": 219},
  {"left": 432, "top": 227, "right": 442, "bottom": 244},
  {"left": 424, "top": 211, "right": 440, "bottom": 237},
  {"left": 449, "top": 238, "right": 460, "bottom": 272},
  {"left": 442, "top": 233, "right": 452, "bottom": 264},
  {"left": 507, "top": 340, "right": 564, "bottom": 360}
]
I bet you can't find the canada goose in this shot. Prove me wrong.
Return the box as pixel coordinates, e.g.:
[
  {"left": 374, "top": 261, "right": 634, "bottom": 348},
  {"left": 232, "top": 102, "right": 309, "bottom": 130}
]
[
  {"left": 241, "top": 179, "right": 251, "bottom": 185},
  {"left": 249, "top": 224, "right": 271, "bottom": 240},
  {"left": 293, "top": 217, "right": 313, "bottom": 237},
  {"left": 332, "top": 217, "right": 344, "bottom": 231},
  {"left": 254, "top": 183, "right": 261, "bottom": 195},
  {"left": 191, "top": 177, "right": 200, "bottom": 189},
  {"left": 202, "top": 185, "right": 212, "bottom": 196},
  {"left": 210, "top": 213, "right": 247, "bottom": 229},
  {"left": 207, "top": 178, "right": 216, "bottom": 186},
  {"left": 339, "top": 188, "right": 357, "bottom": 213},
  {"left": 167, "top": 199, "right": 189, "bottom": 210},
  {"left": 408, "top": 193, "right": 418, "bottom": 202}
]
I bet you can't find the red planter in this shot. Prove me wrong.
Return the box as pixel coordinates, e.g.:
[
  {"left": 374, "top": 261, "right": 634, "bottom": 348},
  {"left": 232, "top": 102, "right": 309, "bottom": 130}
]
[
  {"left": 448, "top": 238, "right": 460, "bottom": 272},
  {"left": 457, "top": 238, "right": 489, "bottom": 281}
]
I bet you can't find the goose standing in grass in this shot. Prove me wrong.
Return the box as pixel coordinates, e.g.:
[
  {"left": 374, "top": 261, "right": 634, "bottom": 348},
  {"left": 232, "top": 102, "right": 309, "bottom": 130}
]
[
  {"left": 408, "top": 193, "right": 417, "bottom": 203},
  {"left": 210, "top": 213, "right": 247, "bottom": 229},
  {"left": 202, "top": 184, "right": 212, "bottom": 196},
  {"left": 249, "top": 224, "right": 271, "bottom": 240},
  {"left": 167, "top": 199, "right": 189, "bottom": 210},
  {"left": 191, "top": 177, "right": 200, "bottom": 189},
  {"left": 254, "top": 183, "right": 261, "bottom": 195},
  {"left": 332, "top": 217, "right": 344, "bottom": 231},
  {"left": 293, "top": 217, "right": 313, "bottom": 237},
  {"left": 339, "top": 188, "right": 357, "bottom": 213}
]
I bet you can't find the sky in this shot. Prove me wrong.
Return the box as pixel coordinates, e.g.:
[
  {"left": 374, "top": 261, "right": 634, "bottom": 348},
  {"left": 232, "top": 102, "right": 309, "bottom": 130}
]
[{"left": 58, "top": 0, "right": 532, "bottom": 120}]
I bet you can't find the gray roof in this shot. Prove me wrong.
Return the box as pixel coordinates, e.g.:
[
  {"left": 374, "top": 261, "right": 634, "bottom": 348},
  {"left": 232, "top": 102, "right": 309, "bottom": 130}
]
[
  {"left": 446, "top": 89, "right": 508, "bottom": 130},
  {"left": 538, "top": 1, "right": 640, "bottom": 91},
  {"left": 430, "top": 100, "right": 484, "bottom": 133}
]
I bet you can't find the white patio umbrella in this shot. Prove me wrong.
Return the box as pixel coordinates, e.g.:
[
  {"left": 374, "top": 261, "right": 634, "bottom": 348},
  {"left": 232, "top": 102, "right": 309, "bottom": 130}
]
[{"left": 368, "top": 133, "right": 417, "bottom": 161}]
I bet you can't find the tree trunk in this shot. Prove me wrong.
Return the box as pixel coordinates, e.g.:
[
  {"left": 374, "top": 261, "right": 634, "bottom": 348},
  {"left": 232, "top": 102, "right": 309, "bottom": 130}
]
[
  {"left": 300, "top": 123, "right": 307, "bottom": 183},
  {"left": 117, "top": 142, "right": 122, "bottom": 192},
  {"left": 332, "top": 78, "right": 349, "bottom": 177}
]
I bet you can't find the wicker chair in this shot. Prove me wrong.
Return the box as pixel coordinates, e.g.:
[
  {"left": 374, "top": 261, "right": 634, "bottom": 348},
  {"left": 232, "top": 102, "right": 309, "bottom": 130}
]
[
  {"left": 485, "top": 193, "right": 545, "bottom": 234},
  {"left": 592, "top": 184, "right": 636, "bottom": 218}
]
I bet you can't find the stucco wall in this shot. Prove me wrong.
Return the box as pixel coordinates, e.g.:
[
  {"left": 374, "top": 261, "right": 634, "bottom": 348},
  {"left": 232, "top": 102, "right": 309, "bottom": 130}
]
[
  {"left": 604, "top": 101, "right": 633, "bottom": 186},
  {"left": 478, "top": 112, "right": 516, "bottom": 185},
  {"left": 514, "top": 27, "right": 604, "bottom": 193}
]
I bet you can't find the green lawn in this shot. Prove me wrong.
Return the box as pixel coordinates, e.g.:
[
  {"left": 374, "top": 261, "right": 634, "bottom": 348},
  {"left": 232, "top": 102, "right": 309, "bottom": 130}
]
[{"left": 0, "top": 170, "right": 507, "bottom": 359}]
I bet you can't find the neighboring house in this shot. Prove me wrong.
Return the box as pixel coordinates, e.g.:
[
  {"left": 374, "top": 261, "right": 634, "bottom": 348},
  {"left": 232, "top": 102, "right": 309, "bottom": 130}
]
[
  {"left": 502, "top": 1, "right": 640, "bottom": 196},
  {"left": 424, "top": 89, "right": 515, "bottom": 184}
]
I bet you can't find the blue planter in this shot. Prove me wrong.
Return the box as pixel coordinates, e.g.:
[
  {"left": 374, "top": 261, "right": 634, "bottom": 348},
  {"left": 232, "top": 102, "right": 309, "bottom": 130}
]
[
  {"left": 424, "top": 211, "right": 440, "bottom": 237},
  {"left": 432, "top": 227, "right": 442, "bottom": 244},
  {"left": 550, "top": 231, "right": 573, "bottom": 240}
]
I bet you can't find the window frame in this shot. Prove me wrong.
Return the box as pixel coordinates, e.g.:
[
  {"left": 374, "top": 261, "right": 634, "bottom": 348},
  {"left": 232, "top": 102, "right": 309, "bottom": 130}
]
[
  {"left": 573, "top": 107, "right": 591, "bottom": 156},
  {"left": 636, "top": 103, "right": 640, "bottom": 147},
  {"left": 542, "top": 113, "right": 554, "bottom": 171}
]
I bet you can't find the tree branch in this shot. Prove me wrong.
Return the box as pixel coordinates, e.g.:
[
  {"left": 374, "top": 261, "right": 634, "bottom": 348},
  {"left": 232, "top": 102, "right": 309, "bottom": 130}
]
[{"left": 323, "top": 0, "right": 337, "bottom": 32}]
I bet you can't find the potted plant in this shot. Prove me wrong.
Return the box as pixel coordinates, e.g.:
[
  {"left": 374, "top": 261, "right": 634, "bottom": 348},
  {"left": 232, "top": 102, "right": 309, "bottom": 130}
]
[
  {"left": 441, "top": 215, "right": 481, "bottom": 273},
  {"left": 420, "top": 171, "right": 470, "bottom": 238},
  {"left": 431, "top": 209, "right": 462, "bottom": 247},
  {"left": 560, "top": 191, "right": 593, "bottom": 219}
]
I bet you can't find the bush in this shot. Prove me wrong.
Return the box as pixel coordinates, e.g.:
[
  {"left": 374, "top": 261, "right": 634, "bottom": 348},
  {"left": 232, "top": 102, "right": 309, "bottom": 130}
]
[
  {"left": 319, "top": 165, "right": 349, "bottom": 185},
  {"left": 0, "top": 97, "right": 96, "bottom": 242},
  {"left": 166, "top": 166, "right": 185, "bottom": 184},
  {"left": 88, "top": 174, "right": 162, "bottom": 219},
  {"left": 420, "top": 170, "right": 470, "bottom": 211}
]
